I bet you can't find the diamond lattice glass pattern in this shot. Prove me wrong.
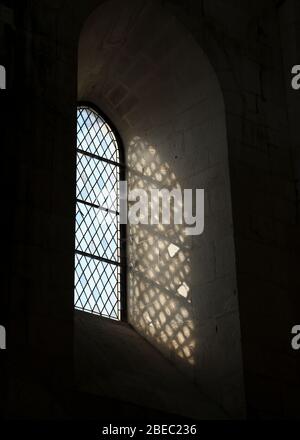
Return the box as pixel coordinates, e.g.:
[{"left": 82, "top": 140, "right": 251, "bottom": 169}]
[{"left": 75, "top": 106, "right": 121, "bottom": 320}]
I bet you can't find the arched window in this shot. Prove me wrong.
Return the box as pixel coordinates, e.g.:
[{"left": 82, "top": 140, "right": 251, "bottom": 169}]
[{"left": 74, "top": 104, "right": 126, "bottom": 321}]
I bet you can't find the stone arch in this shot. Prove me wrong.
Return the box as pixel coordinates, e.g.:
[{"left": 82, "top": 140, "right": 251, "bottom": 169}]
[{"left": 76, "top": 0, "right": 245, "bottom": 417}]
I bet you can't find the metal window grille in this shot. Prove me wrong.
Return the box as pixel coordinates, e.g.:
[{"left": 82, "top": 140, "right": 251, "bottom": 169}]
[{"left": 74, "top": 105, "right": 125, "bottom": 320}]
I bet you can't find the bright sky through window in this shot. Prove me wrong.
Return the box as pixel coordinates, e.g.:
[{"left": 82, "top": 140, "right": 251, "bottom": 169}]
[{"left": 74, "top": 106, "right": 122, "bottom": 320}]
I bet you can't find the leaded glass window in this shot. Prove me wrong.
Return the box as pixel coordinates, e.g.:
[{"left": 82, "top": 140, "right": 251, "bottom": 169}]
[{"left": 74, "top": 105, "right": 125, "bottom": 320}]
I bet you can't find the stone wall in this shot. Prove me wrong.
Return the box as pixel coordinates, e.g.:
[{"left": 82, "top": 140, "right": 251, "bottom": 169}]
[{"left": 0, "top": 0, "right": 299, "bottom": 420}]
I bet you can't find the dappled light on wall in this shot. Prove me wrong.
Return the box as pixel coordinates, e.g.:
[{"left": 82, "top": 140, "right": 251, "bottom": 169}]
[{"left": 127, "top": 136, "right": 195, "bottom": 366}]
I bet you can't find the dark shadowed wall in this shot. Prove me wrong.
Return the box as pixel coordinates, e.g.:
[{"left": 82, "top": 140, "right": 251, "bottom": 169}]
[{"left": 0, "top": 0, "right": 299, "bottom": 420}]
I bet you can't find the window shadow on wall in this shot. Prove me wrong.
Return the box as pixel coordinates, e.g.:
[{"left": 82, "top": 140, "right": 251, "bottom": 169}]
[{"left": 127, "top": 135, "right": 195, "bottom": 366}]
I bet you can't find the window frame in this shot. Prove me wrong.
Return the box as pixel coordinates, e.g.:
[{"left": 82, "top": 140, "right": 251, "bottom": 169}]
[{"left": 75, "top": 101, "right": 127, "bottom": 321}]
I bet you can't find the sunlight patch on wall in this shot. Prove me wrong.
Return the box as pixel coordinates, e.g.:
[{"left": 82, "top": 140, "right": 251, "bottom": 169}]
[{"left": 127, "top": 136, "right": 195, "bottom": 365}]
